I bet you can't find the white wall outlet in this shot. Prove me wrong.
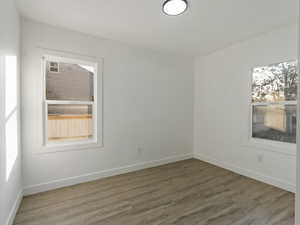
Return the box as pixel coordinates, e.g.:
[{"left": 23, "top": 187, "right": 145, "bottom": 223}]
[
  {"left": 257, "top": 153, "right": 264, "bottom": 163},
  {"left": 137, "top": 147, "right": 143, "bottom": 155}
]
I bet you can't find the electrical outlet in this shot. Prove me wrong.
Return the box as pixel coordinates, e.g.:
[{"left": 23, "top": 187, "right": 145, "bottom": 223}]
[
  {"left": 137, "top": 147, "right": 143, "bottom": 155},
  {"left": 257, "top": 154, "right": 264, "bottom": 163}
]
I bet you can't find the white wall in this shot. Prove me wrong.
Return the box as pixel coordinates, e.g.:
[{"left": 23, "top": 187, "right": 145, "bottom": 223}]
[
  {"left": 194, "top": 24, "right": 298, "bottom": 192},
  {"left": 296, "top": 5, "right": 300, "bottom": 224},
  {"left": 0, "top": 0, "right": 22, "bottom": 225},
  {"left": 21, "top": 19, "right": 194, "bottom": 194}
]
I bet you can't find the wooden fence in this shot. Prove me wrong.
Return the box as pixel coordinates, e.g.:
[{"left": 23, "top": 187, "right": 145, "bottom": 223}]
[{"left": 48, "top": 114, "right": 92, "bottom": 141}]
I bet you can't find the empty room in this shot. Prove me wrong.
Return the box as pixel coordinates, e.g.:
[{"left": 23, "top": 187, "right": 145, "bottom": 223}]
[{"left": 1, "top": 0, "right": 300, "bottom": 225}]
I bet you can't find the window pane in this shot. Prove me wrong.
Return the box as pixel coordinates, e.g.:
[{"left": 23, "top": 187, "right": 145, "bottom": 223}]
[
  {"left": 252, "top": 105, "right": 296, "bottom": 143},
  {"left": 46, "top": 61, "right": 94, "bottom": 101},
  {"left": 48, "top": 104, "right": 93, "bottom": 142},
  {"left": 252, "top": 61, "right": 298, "bottom": 103}
]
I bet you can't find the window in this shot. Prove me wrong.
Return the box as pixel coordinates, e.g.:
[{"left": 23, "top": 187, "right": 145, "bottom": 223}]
[
  {"left": 251, "top": 61, "right": 298, "bottom": 144},
  {"left": 43, "top": 55, "right": 97, "bottom": 146}
]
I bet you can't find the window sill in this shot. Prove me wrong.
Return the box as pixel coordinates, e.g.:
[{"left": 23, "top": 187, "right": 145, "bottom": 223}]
[
  {"left": 242, "top": 137, "right": 296, "bottom": 156},
  {"left": 38, "top": 140, "right": 104, "bottom": 154}
]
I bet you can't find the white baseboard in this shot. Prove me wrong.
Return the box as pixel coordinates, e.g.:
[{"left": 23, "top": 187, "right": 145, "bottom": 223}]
[
  {"left": 24, "top": 154, "right": 193, "bottom": 196},
  {"left": 5, "top": 190, "right": 23, "bottom": 225},
  {"left": 23, "top": 152, "right": 294, "bottom": 197},
  {"left": 193, "top": 153, "right": 296, "bottom": 193}
]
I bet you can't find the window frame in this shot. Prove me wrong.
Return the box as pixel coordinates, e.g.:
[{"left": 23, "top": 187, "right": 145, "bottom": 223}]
[
  {"left": 42, "top": 55, "right": 99, "bottom": 150},
  {"left": 248, "top": 60, "right": 297, "bottom": 154}
]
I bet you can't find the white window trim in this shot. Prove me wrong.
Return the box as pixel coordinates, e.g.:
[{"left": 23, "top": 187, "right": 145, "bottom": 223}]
[
  {"left": 41, "top": 54, "right": 103, "bottom": 153},
  {"left": 245, "top": 61, "right": 297, "bottom": 156}
]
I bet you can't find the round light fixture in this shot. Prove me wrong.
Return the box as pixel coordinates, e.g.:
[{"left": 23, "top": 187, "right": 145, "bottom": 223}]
[{"left": 163, "top": 0, "right": 188, "bottom": 16}]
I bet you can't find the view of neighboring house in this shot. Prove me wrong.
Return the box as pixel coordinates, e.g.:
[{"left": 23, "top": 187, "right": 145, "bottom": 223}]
[
  {"left": 46, "top": 62, "right": 94, "bottom": 141},
  {"left": 46, "top": 62, "right": 94, "bottom": 102}
]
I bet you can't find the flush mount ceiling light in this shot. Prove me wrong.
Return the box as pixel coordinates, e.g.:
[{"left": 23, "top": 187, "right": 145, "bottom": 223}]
[{"left": 163, "top": 0, "right": 188, "bottom": 16}]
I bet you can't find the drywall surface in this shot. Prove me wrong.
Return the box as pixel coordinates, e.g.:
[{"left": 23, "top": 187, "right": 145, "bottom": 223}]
[
  {"left": 0, "top": 0, "right": 22, "bottom": 225},
  {"left": 21, "top": 19, "right": 194, "bottom": 194},
  {"left": 194, "top": 24, "right": 298, "bottom": 192},
  {"left": 296, "top": 7, "right": 300, "bottom": 225}
]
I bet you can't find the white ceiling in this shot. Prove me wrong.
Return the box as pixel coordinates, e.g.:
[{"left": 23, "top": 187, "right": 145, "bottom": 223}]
[{"left": 16, "top": 0, "right": 298, "bottom": 56}]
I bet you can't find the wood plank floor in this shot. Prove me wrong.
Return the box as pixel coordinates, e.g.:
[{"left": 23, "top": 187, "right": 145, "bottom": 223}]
[{"left": 14, "top": 159, "right": 295, "bottom": 225}]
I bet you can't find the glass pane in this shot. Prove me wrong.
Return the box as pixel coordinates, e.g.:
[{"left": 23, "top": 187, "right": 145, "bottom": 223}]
[
  {"left": 252, "top": 105, "right": 296, "bottom": 143},
  {"left": 48, "top": 104, "right": 93, "bottom": 142},
  {"left": 46, "top": 61, "right": 94, "bottom": 101},
  {"left": 252, "top": 61, "right": 298, "bottom": 103}
]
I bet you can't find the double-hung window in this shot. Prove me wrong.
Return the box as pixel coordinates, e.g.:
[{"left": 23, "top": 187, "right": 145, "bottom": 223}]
[
  {"left": 43, "top": 55, "right": 98, "bottom": 147},
  {"left": 251, "top": 61, "right": 298, "bottom": 144}
]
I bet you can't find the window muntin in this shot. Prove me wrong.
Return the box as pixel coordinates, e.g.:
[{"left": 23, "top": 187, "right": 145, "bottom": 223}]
[
  {"left": 44, "top": 56, "right": 97, "bottom": 145},
  {"left": 251, "top": 61, "right": 298, "bottom": 144}
]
